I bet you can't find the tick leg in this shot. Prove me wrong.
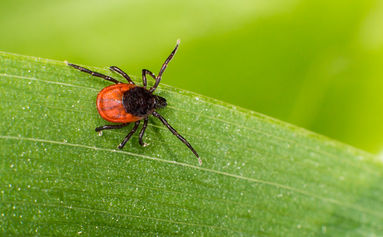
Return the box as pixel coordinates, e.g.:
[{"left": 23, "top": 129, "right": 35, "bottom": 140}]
[
  {"left": 152, "top": 111, "right": 201, "bottom": 165},
  {"left": 95, "top": 123, "right": 129, "bottom": 132},
  {"left": 138, "top": 117, "right": 149, "bottom": 146},
  {"left": 149, "top": 40, "right": 180, "bottom": 93},
  {"left": 110, "top": 66, "right": 135, "bottom": 84},
  {"left": 142, "top": 69, "right": 156, "bottom": 88},
  {"left": 118, "top": 121, "right": 140, "bottom": 149},
  {"left": 67, "top": 63, "right": 121, "bottom": 84}
]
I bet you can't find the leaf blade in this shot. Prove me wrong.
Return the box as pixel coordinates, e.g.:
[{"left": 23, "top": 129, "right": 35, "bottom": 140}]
[{"left": 1, "top": 51, "right": 383, "bottom": 236}]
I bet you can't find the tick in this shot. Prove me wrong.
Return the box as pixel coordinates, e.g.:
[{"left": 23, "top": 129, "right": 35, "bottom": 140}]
[{"left": 67, "top": 40, "right": 201, "bottom": 165}]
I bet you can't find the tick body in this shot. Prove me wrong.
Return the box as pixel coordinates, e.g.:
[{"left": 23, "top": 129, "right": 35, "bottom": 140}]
[
  {"left": 96, "top": 83, "right": 140, "bottom": 123},
  {"left": 67, "top": 40, "right": 201, "bottom": 165}
]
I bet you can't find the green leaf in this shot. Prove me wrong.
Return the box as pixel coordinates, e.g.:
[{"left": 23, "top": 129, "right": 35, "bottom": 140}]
[{"left": 1, "top": 51, "right": 383, "bottom": 236}]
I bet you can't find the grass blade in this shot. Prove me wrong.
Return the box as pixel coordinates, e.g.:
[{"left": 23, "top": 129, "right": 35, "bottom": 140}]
[{"left": 1, "top": 51, "right": 382, "bottom": 235}]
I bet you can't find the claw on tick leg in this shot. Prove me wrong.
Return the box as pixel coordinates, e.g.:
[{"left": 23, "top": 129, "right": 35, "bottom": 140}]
[{"left": 198, "top": 157, "right": 202, "bottom": 166}]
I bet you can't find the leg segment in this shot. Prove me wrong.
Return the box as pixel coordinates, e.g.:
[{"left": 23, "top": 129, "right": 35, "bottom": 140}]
[
  {"left": 149, "top": 40, "right": 180, "bottom": 93},
  {"left": 67, "top": 63, "right": 121, "bottom": 84},
  {"left": 95, "top": 123, "right": 129, "bottom": 132},
  {"left": 142, "top": 69, "right": 156, "bottom": 88},
  {"left": 152, "top": 111, "right": 201, "bottom": 165},
  {"left": 138, "top": 118, "right": 149, "bottom": 146},
  {"left": 110, "top": 66, "right": 134, "bottom": 84},
  {"left": 118, "top": 121, "right": 140, "bottom": 149}
]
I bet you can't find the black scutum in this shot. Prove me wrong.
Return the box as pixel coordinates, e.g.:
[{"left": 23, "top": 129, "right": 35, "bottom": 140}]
[{"left": 122, "top": 87, "right": 156, "bottom": 117}]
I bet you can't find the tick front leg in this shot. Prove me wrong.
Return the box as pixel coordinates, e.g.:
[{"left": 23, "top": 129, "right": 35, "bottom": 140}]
[
  {"left": 110, "top": 66, "right": 135, "bottom": 84},
  {"left": 118, "top": 121, "right": 140, "bottom": 149},
  {"left": 142, "top": 69, "right": 156, "bottom": 88},
  {"left": 95, "top": 123, "right": 129, "bottom": 132},
  {"left": 150, "top": 40, "right": 180, "bottom": 93},
  {"left": 138, "top": 118, "right": 149, "bottom": 146},
  {"left": 67, "top": 63, "right": 122, "bottom": 84}
]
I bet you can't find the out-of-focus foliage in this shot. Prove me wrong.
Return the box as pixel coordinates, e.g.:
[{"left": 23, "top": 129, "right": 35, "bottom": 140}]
[{"left": 0, "top": 0, "right": 382, "bottom": 153}]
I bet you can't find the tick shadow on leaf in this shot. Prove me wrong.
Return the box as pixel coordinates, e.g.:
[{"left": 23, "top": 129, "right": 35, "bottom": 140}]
[{"left": 144, "top": 116, "right": 182, "bottom": 162}]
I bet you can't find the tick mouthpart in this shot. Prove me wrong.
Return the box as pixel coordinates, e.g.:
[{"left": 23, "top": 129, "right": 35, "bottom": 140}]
[{"left": 155, "top": 96, "right": 167, "bottom": 109}]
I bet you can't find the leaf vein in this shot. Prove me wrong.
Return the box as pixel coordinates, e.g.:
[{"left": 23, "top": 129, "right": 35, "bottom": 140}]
[{"left": 1, "top": 134, "right": 381, "bottom": 219}]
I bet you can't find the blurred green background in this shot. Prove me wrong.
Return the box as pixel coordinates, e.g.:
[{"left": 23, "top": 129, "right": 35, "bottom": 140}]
[{"left": 1, "top": 0, "right": 382, "bottom": 155}]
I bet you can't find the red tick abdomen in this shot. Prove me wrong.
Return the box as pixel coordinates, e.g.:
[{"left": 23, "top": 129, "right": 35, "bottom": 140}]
[{"left": 96, "top": 84, "right": 143, "bottom": 123}]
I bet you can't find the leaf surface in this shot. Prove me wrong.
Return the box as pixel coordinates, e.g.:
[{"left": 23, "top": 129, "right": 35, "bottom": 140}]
[{"left": 0, "top": 51, "right": 382, "bottom": 236}]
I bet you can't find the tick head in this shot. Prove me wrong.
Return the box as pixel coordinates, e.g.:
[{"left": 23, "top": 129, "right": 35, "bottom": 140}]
[{"left": 154, "top": 96, "right": 167, "bottom": 109}]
